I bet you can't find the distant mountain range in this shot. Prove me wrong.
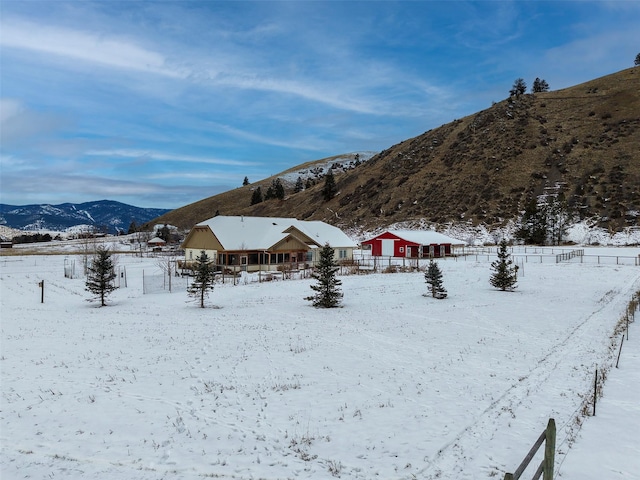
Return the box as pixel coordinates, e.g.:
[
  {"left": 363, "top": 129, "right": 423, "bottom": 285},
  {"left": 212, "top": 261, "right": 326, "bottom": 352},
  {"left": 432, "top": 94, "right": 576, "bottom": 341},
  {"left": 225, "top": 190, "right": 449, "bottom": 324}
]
[{"left": 0, "top": 200, "right": 170, "bottom": 234}]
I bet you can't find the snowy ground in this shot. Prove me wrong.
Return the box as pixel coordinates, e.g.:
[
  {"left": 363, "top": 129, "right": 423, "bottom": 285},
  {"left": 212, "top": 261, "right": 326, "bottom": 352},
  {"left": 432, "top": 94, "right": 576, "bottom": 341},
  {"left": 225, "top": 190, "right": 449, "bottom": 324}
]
[{"left": 1, "top": 247, "right": 639, "bottom": 479}]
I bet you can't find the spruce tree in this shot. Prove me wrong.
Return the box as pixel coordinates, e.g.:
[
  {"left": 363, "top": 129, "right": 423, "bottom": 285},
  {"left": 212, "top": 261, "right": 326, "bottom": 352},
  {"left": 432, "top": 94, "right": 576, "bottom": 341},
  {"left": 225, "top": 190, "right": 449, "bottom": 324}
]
[
  {"left": 273, "top": 178, "right": 285, "bottom": 200},
  {"left": 509, "top": 78, "right": 527, "bottom": 97},
  {"left": 516, "top": 200, "right": 547, "bottom": 244},
  {"left": 424, "top": 259, "right": 447, "bottom": 299},
  {"left": 294, "top": 176, "right": 304, "bottom": 193},
  {"left": 159, "top": 224, "right": 171, "bottom": 242},
  {"left": 306, "top": 243, "right": 342, "bottom": 308},
  {"left": 250, "top": 187, "right": 263, "bottom": 205},
  {"left": 322, "top": 170, "right": 337, "bottom": 201},
  {"left": 85, "top": 246, "right": 117, "bottom": 306},
  {"left": 532, "top": 77, "right": 549, "bottom": 93},
  {"left": 490, "top": 240, "right": 518, "bottom": 291},
  {"left": 187, "top": 251, "right": 216, "bottom": 308}
]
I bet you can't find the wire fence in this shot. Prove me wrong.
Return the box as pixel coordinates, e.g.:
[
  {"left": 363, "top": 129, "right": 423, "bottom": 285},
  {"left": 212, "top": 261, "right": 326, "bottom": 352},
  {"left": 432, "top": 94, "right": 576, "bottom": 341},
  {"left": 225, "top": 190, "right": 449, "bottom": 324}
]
[{"left": 142, "top": 269, "right": 189, "bottom": 294}]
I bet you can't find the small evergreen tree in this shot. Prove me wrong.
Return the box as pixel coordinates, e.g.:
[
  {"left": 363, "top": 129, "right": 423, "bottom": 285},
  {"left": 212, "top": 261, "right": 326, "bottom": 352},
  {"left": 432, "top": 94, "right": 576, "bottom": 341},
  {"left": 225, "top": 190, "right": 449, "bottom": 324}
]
[
  {"left": 127, "top": 221, "right": 138, "bottom": 234},
  {"left": 635, "top": 53, "right": 640, "bottom": 66},
  {"left": 187, "top": 251, "right": 216, "bottom": 308},
  {"left": 264, "top": 178, "right": 285, "bottom": 200},
  {"left": 424, "top": 259, "right": 447, "bottom": 299},
  {"left": 250, "top": 187, "right": 263, "bottom": 205},
  {"left": 294, "top": 176, "right": 304, "bottom": 193},
  {"left": 510, "top": 78, "right": 527, "bottom": 97},
  {"left": 85, "top": 246, "right": 117, "bottom": 306},
  {"left": 264, "top": 185, "right": 275, "bottom": 200},
  {"left": 243, "top": 176, "right": 250, "bottom": 186},
  {"left": 306, "top": 243, "right": 342, "bottom": 308},
  {"left": 322, "top": 170, "right": 337, "bottom": 201},
  {"left": 531, "top": 77, "right": 550, "bottom": 93},
  {"left": 516, "top": 199, "right": 547, "bottom": 244},
  {"left": 545, "top": 194, "right": 572, "bottom": 246},
  {"left": 273, "top": 178, "right": 285, "bottom": 200},
  {"left": 158, "top": 224, "right": 171, "bottom": 242},
  {"left": 490, "top": 240, "right": 518, "bottom": 291}
]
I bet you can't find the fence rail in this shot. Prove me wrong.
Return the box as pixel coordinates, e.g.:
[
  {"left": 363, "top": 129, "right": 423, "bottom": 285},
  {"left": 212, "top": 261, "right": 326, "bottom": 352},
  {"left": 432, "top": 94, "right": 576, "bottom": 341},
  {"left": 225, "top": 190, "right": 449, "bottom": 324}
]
[
  {"left": 555, "top": 249, "right": 584, "bottom": 263},
  {"left": 504, "top": 418, "right": 555, "bottom": 480}
]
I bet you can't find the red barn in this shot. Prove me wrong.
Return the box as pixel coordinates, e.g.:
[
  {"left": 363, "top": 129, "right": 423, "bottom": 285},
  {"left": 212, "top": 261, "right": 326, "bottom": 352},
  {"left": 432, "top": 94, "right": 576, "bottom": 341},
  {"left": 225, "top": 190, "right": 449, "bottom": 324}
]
[{"left": 361, "top": 230, "right": 465, "bottom": 258}]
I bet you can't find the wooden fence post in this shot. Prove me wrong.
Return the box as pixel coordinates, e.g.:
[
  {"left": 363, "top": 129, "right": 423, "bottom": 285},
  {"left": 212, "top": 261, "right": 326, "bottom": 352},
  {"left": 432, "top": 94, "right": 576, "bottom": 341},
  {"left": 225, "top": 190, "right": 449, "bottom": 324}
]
[
  {"left": 543, "top": 418, "right": 555, "bottom": 480},
  {"left": 593, "top": 367, "right": 598, "bottom": 416}
]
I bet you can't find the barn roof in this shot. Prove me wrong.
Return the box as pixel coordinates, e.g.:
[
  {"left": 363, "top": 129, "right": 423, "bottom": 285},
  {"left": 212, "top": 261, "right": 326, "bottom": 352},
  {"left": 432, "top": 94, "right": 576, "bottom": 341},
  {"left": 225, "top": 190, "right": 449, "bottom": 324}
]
[
  {"left": 195, "top": 216, "right": 357, "bottom": 251},
  {"left": 369, "top": 230, "right": 465, "bottom": 246}
]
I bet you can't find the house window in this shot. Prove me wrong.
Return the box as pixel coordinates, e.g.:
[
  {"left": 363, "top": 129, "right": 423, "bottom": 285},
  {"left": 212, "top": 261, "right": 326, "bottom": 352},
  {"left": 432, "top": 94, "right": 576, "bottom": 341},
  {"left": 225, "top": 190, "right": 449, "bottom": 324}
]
[
  {"left": 189, "top": 251, "right": 193, "bottom": 260},
  {"left": 338, "top": 249, "right": 347, "bottom": 259},
  {"left": 399, "top": 247, "right": 404, "bottom": 253}
]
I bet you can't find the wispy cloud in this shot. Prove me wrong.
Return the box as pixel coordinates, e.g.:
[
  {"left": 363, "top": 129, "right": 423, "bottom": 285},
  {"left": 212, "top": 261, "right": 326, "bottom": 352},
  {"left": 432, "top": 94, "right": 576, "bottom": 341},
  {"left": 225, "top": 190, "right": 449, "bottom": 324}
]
[
  {"left": 1, "top": 18, "right": 185, "bottom": 78},
  {"left": 85, "top": 149, "right": 258, "bottom": 167}
]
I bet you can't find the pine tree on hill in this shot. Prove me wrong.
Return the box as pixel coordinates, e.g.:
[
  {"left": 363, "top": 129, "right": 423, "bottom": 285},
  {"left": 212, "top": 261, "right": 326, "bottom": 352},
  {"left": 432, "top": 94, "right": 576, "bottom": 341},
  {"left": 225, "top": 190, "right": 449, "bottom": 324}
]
[
  {"left": 306, "top": 243, "right": 343, "bottom": 308},
  {"left": 187, "top": 251, "right": 216, "bottom": 308},
  {"left": 85, "top": 245, "right": 118, "bottom": 306},
  {"left": 250, "top": 187, "right": 263, "bottom": 205},
  {"left": 424, "top": 259, "right": 447, "bottom": 299},
  {"left": 532, "top": 77, "right": 550, "bottom": 93},
  {"left": 490, "top": 240, "right": 518, "bottom": 291},
  {"left": 322, "top": 170, "right": 337, "bottom": 201},
  {"left": 274, "top": 178, "right": 285, "bottom": 200},
  {"left": 510, "top": 78, "right": 527, "bottom": 97}
]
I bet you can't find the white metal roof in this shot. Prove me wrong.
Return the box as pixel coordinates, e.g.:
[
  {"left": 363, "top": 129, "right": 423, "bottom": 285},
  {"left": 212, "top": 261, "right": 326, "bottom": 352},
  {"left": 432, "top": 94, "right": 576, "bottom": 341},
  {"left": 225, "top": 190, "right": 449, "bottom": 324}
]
[
  {"left": 195, "top": 216, "right": 357, "bottom": 251},
  {"left": 378, "top": 230, "right": 466, "bottom": 246}
]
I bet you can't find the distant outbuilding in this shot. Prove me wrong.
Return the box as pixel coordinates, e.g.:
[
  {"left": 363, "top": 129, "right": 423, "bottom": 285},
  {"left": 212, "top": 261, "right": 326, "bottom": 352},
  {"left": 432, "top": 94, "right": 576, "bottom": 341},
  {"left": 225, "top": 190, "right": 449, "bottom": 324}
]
[
  {"left": 361, "top": 230, "right": 465, "bottom": 258},
  {"left": 147, "top": 237, "right": 167, "bottom": 248}
]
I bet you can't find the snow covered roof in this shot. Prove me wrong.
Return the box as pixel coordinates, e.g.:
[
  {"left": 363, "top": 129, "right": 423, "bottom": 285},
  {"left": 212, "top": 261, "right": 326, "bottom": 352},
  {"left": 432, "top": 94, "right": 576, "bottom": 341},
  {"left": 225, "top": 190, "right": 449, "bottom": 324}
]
[
  {"left": 378, "top": 230, "right": 465, "bottom": 246},
  {"left": 195, "top": 216, "right": 357, "bottom": 251},
  {"left": 147, "top": 236, "right": 166, "bottom": 244}
]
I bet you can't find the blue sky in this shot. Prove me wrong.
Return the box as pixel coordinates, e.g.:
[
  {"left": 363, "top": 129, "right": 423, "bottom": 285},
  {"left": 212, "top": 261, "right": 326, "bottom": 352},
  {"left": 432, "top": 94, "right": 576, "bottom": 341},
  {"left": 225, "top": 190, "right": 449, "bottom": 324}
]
[{"left": 1, "top": 1, "right": 639, "bottom": 209}]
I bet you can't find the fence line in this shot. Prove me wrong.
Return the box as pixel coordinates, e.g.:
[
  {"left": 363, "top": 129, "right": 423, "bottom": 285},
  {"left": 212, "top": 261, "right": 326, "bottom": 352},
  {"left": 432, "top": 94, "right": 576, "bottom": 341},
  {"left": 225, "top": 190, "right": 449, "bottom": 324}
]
[
  {"left": 143, "top": 269, "right": 189, "bottom": 294},
  {"left": 555, "top": 249, "right": 584, "bottom": 263},
  {"left": 555, "top": 289, "right": 639, "bottom": 476}
]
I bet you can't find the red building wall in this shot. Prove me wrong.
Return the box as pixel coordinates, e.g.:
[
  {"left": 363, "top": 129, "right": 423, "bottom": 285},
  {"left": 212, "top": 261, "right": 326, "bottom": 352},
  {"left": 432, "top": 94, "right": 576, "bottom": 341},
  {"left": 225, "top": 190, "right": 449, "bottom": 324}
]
[{"left": 362, "top": 232, "right": 452, "bottom": 257}]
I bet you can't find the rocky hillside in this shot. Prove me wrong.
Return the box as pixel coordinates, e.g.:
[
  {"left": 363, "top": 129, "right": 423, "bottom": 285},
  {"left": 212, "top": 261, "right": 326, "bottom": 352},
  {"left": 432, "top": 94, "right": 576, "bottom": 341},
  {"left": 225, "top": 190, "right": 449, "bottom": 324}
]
[{"left": 151, "top": 67, "right": 640, "bottom": 233}]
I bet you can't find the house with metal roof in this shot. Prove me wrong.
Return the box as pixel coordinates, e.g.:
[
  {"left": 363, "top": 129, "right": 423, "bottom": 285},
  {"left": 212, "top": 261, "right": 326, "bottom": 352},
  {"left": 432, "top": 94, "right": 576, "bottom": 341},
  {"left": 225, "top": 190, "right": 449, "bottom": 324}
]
[{"left": 180, "top": 216, "right": 357, "bottom": 272}]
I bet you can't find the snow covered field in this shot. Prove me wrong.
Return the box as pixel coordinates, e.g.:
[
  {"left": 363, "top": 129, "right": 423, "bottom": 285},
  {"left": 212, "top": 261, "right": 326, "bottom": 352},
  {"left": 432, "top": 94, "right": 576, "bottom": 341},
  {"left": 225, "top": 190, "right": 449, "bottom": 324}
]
[{"left": 1, "top": 248, "right": 639, "bottom": 479}]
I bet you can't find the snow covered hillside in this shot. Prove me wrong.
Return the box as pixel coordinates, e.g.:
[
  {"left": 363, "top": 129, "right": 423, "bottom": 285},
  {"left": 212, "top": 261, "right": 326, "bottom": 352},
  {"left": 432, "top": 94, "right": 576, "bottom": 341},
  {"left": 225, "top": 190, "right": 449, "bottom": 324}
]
[{"left": 1, "top": 249, "right": 639, "bottom": 479}]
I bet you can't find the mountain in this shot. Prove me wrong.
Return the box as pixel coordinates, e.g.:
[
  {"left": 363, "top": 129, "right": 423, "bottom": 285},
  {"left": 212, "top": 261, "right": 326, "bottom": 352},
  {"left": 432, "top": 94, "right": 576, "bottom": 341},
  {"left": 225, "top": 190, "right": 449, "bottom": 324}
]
[
  {"left": 0, "top": 200, "right": 171, "bottom": 234},
  {"left": 150, "top": 67, "right": 640, "bottom": 233}
]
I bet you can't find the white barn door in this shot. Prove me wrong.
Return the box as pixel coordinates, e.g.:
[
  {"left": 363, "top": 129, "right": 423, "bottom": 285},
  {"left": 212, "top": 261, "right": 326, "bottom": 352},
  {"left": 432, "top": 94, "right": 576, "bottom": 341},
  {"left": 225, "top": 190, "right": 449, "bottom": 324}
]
[{"left": 381, "top": 239, "right": 394, "bottom": 256}]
